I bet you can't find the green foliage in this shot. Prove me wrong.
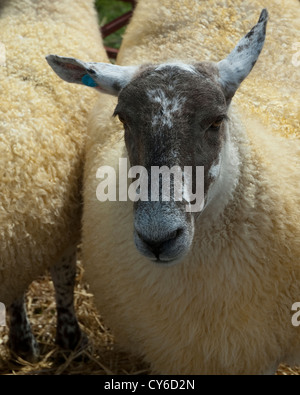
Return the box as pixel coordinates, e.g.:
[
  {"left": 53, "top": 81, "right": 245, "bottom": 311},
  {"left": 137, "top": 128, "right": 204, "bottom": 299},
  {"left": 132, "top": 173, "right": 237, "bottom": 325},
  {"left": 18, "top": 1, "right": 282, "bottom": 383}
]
[{"left": 95, "top": 0, "right": 132, "bottom": 49}]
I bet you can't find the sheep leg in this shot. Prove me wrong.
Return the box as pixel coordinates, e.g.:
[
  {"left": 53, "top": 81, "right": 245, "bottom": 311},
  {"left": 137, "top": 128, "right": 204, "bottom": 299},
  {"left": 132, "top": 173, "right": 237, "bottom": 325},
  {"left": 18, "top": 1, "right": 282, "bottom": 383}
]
[
  {"left": 50, "top": 246, "right": 86, "bottom": 351},
  {"left": 8, "top": 295, "right": 39, "bottom": 362}
]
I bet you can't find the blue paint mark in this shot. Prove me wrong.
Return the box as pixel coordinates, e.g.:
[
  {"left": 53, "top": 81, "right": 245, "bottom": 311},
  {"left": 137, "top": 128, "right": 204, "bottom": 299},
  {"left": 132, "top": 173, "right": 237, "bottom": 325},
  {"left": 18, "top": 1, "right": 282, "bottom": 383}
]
[{"left": 82, "top": 74, "right": 97, "bottom": 87}]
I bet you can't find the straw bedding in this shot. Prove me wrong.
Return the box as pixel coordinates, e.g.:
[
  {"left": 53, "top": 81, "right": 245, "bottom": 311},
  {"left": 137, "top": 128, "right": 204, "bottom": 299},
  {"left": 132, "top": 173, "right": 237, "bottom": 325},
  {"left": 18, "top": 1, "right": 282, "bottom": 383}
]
[{"left": 0, "top": 253, "right": 149, "bottom": 375}]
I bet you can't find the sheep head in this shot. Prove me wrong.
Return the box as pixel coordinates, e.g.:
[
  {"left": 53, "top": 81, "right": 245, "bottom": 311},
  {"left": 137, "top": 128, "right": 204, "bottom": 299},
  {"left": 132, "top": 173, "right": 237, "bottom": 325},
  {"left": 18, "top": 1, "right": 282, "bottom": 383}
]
[{"left": 46, "top": 9, "right": 268, "bottom": 265}]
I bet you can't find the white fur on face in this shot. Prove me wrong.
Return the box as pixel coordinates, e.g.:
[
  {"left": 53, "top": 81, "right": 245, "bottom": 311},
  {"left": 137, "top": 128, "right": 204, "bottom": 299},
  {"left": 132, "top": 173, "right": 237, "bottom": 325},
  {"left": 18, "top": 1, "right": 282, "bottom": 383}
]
[
  {"left": 145, "top": 62, "right": 198, "bottom": 128},
  {"left": 204, "top": 126, "right": 240, "bottom": 218},
  {"left": 208, "top": 154, "right": 221, "bottom": 180},
  {"left": 155, "top": 62, "right": 197, "bottom": 75},
  {"left": 147, "top": 88, "right": 185, "bottom": 129}
]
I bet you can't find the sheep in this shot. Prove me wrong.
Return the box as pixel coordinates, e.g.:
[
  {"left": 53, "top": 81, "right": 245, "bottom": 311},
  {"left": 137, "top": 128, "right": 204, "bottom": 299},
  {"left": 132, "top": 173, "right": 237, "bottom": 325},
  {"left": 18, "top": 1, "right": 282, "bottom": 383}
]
[
  {"left": 47, "top": 0, "right": 300, "bottom": 375},
  {"left": 0, "top": 0, "right": 107, "bottom": 361}
]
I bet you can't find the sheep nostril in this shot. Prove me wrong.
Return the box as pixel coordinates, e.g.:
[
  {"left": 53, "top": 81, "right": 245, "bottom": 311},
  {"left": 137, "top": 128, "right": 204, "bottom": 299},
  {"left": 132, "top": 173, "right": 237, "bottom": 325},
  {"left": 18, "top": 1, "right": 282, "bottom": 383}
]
[
  {"left": 169, "top": 228, "right": 183, "bottom": 241},
  {"left": 137, "top": 228, "right": 184, "bottom": 258}
]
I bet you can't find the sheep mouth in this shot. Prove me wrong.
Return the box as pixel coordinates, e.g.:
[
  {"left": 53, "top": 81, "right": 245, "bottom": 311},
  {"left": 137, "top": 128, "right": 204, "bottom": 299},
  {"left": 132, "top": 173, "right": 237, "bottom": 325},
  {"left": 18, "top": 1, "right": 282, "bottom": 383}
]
[{"left": 134, "top": 225, "right": 193, "bottom": 265}]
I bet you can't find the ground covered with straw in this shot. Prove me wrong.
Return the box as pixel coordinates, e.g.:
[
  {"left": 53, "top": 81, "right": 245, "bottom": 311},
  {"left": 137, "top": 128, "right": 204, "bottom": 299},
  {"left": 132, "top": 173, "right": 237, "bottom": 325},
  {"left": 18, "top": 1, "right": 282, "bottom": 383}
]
[
  {"left": 0, "top": 255, "right": 299, "bottom": 375},
  {"left": 0, "top": 258, "right": 149, "bottom": 375}
]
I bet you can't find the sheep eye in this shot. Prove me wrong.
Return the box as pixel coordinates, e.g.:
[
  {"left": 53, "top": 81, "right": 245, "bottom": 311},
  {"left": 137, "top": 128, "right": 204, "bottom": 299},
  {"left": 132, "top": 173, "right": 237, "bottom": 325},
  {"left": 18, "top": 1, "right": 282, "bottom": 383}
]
[
  {"left": 210, "top": 118, "right": 224, "bottom": 130},
  {"left": 118, "top": 115, "right": 127, "bottom": 126}
]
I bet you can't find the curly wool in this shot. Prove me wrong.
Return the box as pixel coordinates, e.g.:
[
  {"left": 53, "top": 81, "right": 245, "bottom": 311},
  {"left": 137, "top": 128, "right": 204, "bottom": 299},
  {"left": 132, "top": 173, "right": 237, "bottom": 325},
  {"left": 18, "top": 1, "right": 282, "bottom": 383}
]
[
  {"left": 0, "top": 0, "right": 107, "bottom": 306},
  {"left": 82, "top": 0, "right": 300, "bottom": 374}
]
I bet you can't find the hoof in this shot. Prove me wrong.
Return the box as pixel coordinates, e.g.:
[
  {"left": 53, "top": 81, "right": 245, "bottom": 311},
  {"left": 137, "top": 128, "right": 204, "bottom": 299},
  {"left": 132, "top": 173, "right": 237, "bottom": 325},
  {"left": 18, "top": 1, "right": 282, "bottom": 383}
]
[
  {"left": 55, "top": 322, "right": 88, "bottom": 352},
  {"left": 8, "top": 333, "right": 40, "bottom": 363}
]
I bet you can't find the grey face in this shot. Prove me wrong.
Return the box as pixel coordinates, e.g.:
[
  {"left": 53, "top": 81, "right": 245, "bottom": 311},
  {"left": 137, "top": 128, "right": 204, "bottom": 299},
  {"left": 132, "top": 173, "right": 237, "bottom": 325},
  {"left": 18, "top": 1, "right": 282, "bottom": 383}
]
[
  {"left": 114, "top": 63, "right": 228, "bottom": 264},
  {"left": 46, "top": 9, "right": 268, "bottom": 265}
]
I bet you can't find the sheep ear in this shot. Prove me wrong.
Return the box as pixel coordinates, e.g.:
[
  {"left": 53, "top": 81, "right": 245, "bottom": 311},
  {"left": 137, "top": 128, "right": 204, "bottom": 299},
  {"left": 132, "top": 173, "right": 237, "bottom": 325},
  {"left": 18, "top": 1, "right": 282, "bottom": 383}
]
[
  {"left": 217, "top": 9, "right": 268, "bottom": 102},
  {"left": 46, "top": 55, "right": 139, "bottom": 96}
]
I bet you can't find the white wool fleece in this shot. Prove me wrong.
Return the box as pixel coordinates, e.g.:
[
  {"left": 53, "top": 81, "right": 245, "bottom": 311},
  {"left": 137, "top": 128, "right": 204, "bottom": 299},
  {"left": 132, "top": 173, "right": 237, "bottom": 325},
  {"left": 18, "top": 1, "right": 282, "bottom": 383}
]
[{"left": 0, "top": 0, "right": 108, "bottom": 305}]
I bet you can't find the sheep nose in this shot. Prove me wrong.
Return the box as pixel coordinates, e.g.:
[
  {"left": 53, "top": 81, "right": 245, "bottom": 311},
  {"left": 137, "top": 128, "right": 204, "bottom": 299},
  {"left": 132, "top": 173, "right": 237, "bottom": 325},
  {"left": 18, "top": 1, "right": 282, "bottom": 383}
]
[{"left": 136, "top": 228, "right": 183, "bottom": 259}]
